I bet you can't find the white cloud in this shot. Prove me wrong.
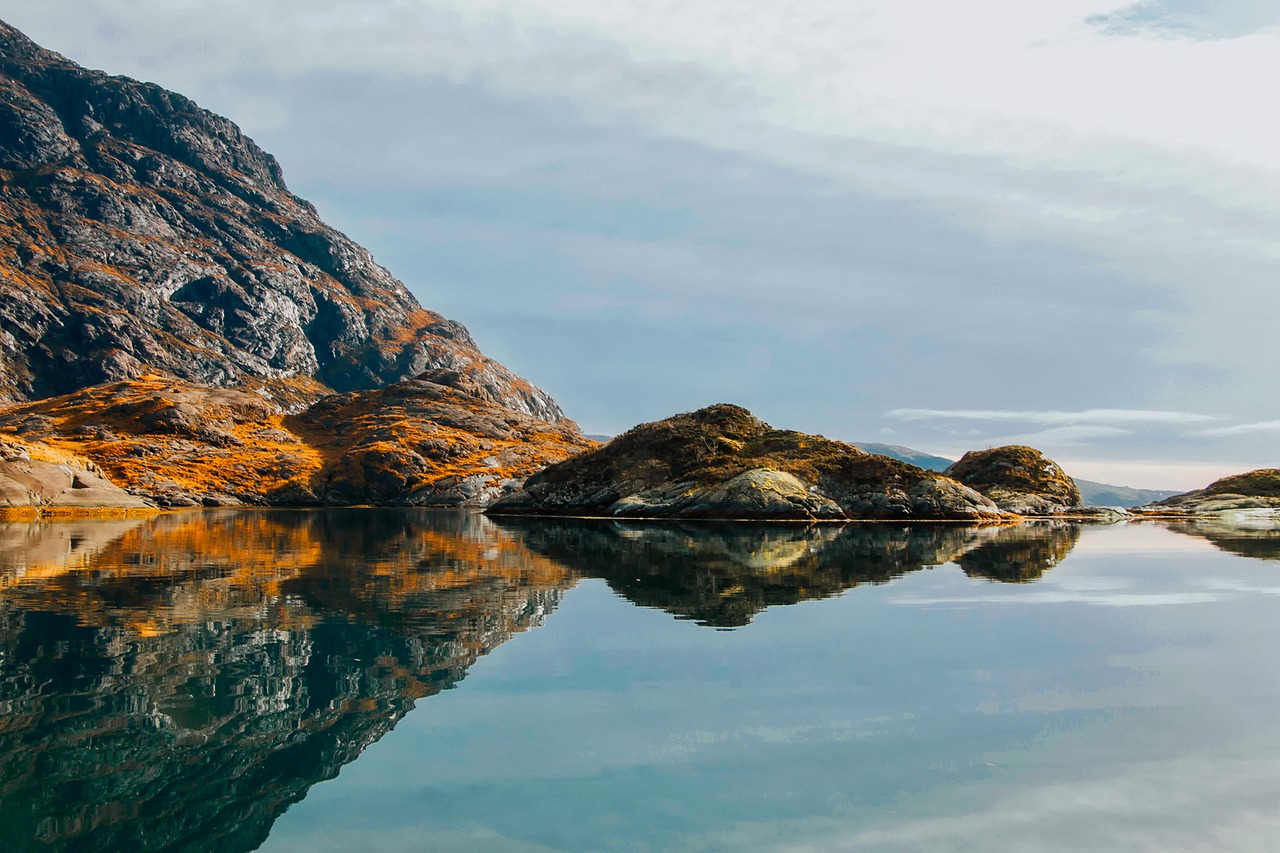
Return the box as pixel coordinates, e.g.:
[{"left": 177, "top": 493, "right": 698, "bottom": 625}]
[
  {"left": 1192, "top": 419, "right": 1280, "bottom": 437},
  {"left": 886, "top": 408, "right": 1216, "bottom": 426}
]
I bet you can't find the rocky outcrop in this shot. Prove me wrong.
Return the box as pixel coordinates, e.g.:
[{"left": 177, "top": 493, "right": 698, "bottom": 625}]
[
  {"left": 0, "top": 437, "right": 150, "bottom": 510},
  {"left": 488, "top": 404, "right": 1007, "bottom": 521},
  {"left": 1136, "top": 469, "right": 1280, "bottom": 519},
  {"left": 0, "top": 20, "right": 564, "bottom": 423},
  {"left": 0, "top": 372, "right": 593, "bottom": 507},
  {"left": 944, "top": 445, "right": 1082, "bottom": 515}
]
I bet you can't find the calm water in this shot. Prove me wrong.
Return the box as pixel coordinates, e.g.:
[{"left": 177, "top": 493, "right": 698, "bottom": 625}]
[{"left": 1, "top": 511, "right": 1279, "bottom": 852}]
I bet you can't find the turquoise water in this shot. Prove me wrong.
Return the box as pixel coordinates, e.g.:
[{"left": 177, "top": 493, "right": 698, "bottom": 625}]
[{"left": 1, "top": 511, "right": 1278, "bottom": 851}]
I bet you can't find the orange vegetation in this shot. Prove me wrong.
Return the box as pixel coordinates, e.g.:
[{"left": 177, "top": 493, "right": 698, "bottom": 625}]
[{"left": 0, "top": 373, "right": 594, "bottom": 507}]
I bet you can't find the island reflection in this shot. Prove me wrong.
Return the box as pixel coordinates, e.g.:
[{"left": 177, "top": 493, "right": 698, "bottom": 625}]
[
  {"left": 0, "top": 510, "right": 1080, "bottom": 851},
  {"left": 1160, "top": 519, "right": 1280, "bottom": 561},
  {"left": 493, "top": 518, "right": 1080, "bottom": 626}
]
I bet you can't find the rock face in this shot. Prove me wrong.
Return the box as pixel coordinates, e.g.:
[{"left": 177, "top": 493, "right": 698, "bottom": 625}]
[
  {"left": 0, "top": 437, "right": 150, "bottom": 509},
  {"left": 0, "top": 372, "right": 593, "bottom": 507},
  {"left": 944, "top": 445, "right": 1082, "bottom": 515},
  {"left": 0, "top": 20, "right": 563, "bottom": 423},
  {"left": 1138, "top": 469, "right": 1280, "bottom": 517},
  {"left": 487, "top": 404, "right": 1006, "bottom": 520}
]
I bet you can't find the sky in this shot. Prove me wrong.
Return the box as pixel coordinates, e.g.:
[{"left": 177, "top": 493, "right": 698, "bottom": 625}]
[{"left": 7, "top": 1, "right": 1280, "bottom": 490}]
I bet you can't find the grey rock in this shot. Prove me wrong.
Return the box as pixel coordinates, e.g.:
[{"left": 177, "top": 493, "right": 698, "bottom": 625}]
[{"left": 0, "top": 20, "right": 565, "bottom": 423}]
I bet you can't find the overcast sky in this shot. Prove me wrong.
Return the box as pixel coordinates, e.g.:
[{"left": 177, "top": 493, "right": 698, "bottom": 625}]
[{"left": 8, "top": 1, "right": 1280, "bottom": 489}]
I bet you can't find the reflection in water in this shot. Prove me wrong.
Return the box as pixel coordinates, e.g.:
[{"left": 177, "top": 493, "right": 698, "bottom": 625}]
[
  {"left": 0, "top": 511, "right": 1085, "bottom": 851},
  {"left": 495, "top": 518, "right": 1081, "bottom": 627},
  {"left": 1162, "top": 520, "right": 1280, "bottom": 561},
  {"left": 0, "top": 510, "right": 573, "bottom": 853},
  {"left": 955, "top": 522, "right": 1081, "bottom": 583}
]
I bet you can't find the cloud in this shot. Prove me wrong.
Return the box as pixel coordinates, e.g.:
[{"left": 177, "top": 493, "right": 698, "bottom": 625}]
[
  {"left": 886, "top": 408, "right": 1216, "bottom": 426},
  {"left": 981, "top": 425, "right": 1135, "bottom": 447},
  {"left": 1089, "top": 0, "right": 1280, "bottom": 40},
  {"left": 1191, "top": 419, "right": 1280, "bottom": 437}
]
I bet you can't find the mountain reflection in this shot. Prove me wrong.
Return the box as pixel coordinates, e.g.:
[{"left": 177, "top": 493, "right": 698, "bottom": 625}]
[
  {"left": 0, "top": 511, "right": 1082, "bottom": 851},
  {"left": 0, "top": 510, "right": 573, "bottom": 853},
  {"left": 494, "top": 518, "right": 1081, "bottom": 627}
]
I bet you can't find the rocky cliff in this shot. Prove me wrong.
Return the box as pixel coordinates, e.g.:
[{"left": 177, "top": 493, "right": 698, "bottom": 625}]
[
  {"left": 0, "top": 20, "right": 563, "bottom": 422},
  {"left": 488, "top": 404, "right": 1007, "bottom": 521}
]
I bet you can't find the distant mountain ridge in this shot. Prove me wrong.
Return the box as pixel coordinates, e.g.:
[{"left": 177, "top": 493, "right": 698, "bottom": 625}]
[{"left": 0, "top": 20, "right": 563, "bottom": 422}]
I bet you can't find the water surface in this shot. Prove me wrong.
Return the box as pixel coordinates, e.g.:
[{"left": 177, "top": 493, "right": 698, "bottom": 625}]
[{"left": 0, "top": 511, "right": 1277, "bottom": 851}]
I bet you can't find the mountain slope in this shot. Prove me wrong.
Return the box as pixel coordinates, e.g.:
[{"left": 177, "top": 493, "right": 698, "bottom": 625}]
[
  {"left": 0, "top": 371, "right": 593, "bottom": 507},
  {"left": 0, "top": 20, "right": 563, "bottom": 422}
]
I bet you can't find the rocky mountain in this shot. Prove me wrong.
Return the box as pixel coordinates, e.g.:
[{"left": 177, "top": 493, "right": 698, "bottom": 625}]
[
  {"left": 487, "top": 404, "right": 1008, "bottom": 520},
  {"left": 944, "top": 445, "right": 1082, "bottom": 515},
  {"left": 0, "top": 20, "right": 562, "bottom": 422}
]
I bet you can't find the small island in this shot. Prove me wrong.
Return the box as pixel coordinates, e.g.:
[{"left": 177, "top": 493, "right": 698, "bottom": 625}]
[{"left": 487, "top": 404, "right": 1091, "bottom": 521}]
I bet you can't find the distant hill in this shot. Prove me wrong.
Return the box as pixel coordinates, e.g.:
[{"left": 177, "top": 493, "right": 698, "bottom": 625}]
[
  {"left": 852, "top": 442, "right": 1177, "bottom": 508},
  {"left": 1071, "top": 479, "right": 1178, "bottom": 508},
  {"left": 853, "top": 442, "right": 952, "bottom": 472}
]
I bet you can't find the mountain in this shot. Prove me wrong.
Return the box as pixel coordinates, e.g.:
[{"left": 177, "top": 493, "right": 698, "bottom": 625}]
[
  {"left": 852, "top": 442, "right": 1177, "bottom": 508},
  {"left": 1074, "top": 479, "right": 1178, "bottom": 508},
  {"left": 0, "top": 20, "right": 598, "bottom": 508},
  {"left": 852, "top": 442, "right": 953, "bottom": 472},
  {"left": 0, "top": 20, "right": 561, "bottom": 422}
]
